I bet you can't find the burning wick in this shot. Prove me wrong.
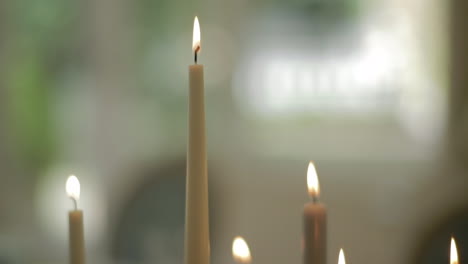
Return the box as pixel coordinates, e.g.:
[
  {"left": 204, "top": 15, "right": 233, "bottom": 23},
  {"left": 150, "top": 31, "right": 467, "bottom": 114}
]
[
  {"left": 451, "top": 237, "right": 459, "bottom": 264},
  {"left": 194, "top": 46, "right": 201, "bottom": 64},
  {"left": 66, "top": 175, "right": 81, "bottom": 210},
  {"left": 192, "top": 16, "right": 201, "bottom": 64},
  {"left": 307, "top": 161, "right": 320, "bottom": 202},
  {"left": 232, "top": 236, "right": 252, "bottom": 264}
]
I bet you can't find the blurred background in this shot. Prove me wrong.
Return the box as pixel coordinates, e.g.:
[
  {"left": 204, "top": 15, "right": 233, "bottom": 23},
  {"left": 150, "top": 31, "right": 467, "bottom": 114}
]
[{"left": 0, "top": 0, "right": 467, "bottom": 263}]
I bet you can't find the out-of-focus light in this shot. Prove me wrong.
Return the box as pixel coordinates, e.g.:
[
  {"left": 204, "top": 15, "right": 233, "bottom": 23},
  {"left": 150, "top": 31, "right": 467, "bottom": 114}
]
[
  {"left": 298, "top": 65, "right": 314, "bottom": 94},
  {"left": 338, "top": 248, "right": 346, "bottom": 264},
  {"left": 451, "top": 237, "right": 459, "bottom": 264},
  {"left": 192, "top": 16, "right": 201, "bottom": 52},
  {"left": 237, "top": 52, "right": 401, "bottom": 116},
  {"left": 66, "top": 175, "right": 80, "bottom": 201},
  {"left": 307, "top": 162, "right": 319, "bottom": 198},
  {"left": 264, "top": 62, "right": 295, "bottom": 111},
  {"left": 354, "top": 30, "right": 394, "bottom": 85},
  {"left": 232, "top": 236, "right": 252, "bottom": 263},
  {"left": 317, "top": 67, "right": 332, "bottom": 94}
]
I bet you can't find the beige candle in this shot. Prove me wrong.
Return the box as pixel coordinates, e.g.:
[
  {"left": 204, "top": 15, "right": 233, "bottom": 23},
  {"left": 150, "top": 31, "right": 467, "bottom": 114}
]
[
  {"left": 66, "top": 175, "right": 85, "bottom": 264},
  {"left": 185, "top": 16, "right": 210, "bottom": 264},
  {"left": 451, "top": 237, "right": 459, "bottom": 264},
  {"left": 232, "top": 236, "right": 252, "bottom": 264},
  {"left": 303, "top": 162, "right": 327, "bottom": 264}
]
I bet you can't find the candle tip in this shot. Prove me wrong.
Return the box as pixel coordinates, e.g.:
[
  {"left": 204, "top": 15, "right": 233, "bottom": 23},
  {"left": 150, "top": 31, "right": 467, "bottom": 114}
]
[
  {"left": 307, "top": 161, "right": 320, "bottom": 198},
  {"left": 338, "top": 248, "right": 346, "bottom": 264},
  {"left": 451, "top": 237, "right": 459, "bottom": 264},
  {"left": 232, "top": 236, "right": 252, "bottom": 264},
  {"left": 192, "top": 16, "right": 201, "bottom": 62},
  {"left": 66, "top": 175, "right": 81, "bottom": 202}
]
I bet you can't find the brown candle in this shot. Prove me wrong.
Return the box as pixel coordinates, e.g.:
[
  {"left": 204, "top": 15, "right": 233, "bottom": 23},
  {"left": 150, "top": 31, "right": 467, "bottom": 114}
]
[
  {"left": 303, "top": 162, "right": 326, "bottom": 264},
  {"left": 69, "top": 210, "right": 85, "bottom": 264}
]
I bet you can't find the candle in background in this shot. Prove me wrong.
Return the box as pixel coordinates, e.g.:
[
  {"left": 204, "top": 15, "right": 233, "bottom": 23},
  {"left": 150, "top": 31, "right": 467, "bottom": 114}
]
[
  {"left": 66, "top": 175, "right": 85, "bottom": 264},
  {"left": 338, "top": 248, "right": 346, "bottom": 264},
  {"left": 185, "top": 16, "right": 210, "bottom": 264},
  {"left": 451, "top": 237, "right": 459, "bottom": 264},
  {"left": 232, "top": 236, "right": 252, "bottom": 264},
  {"left": 303, "top": 162, "right": 327, "bottom": 264}
]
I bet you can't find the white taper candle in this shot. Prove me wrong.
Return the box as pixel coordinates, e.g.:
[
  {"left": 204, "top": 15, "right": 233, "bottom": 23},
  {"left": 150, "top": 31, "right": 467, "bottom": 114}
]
[{"left": 184, "top": 16, "right": 210, "bottom": 264}]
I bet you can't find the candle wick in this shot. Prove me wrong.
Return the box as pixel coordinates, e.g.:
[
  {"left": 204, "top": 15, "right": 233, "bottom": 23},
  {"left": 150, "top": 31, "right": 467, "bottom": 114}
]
[
  {"left": 72, "top": 197, "right": 78, "bottom": 210},
  {"left": 194, "top": 46, "right": 200, "bottom": 64},
  {"left": 312, "top": 196, "right": 319, "bottom": 203}
]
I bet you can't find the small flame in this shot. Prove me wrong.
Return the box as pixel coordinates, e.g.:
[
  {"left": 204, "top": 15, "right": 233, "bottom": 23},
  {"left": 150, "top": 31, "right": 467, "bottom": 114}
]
[
  {"left": 232, "top": 236, "right": 252, "bottom": 263},
  {"left": 307, "top": 162, "right": 320, "bottom": 198},
  {"left": 66, "top": 175, "right": 80, "bottom": 200},
  {"left": 338, "top": 248, "right": 346, "bottom": 264},
  {"left": 192, "top": 16, "right": 201, "bottom": 52},
  {"left": 451, "top": 237, "right": 459, "bottom": 264}
]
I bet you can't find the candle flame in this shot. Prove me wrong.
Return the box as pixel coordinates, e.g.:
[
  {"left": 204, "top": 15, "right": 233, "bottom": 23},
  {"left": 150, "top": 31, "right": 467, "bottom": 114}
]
[
  {"left": 338, "top": 248, "right": 346, "bottom": 264},
  {"left": 307, "top": 162, "right": 320, "bottom": 198},
  {"left": 232, "top": 236, "right": 252, "bottom": 264},
  {"left": 66, "top": 175, "right": 80, "bottom": 200},
  {"left": 192, "top": 16, "right": 201, "bottom": 52},
  {"left": 451, "top": 237, "right": 459, "bottom": 264}
]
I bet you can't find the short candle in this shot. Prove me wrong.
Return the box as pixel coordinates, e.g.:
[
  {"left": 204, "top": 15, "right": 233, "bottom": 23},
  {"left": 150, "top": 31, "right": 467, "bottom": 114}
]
[
  {"left": 303, "top": 162, "right": 327, "bottom": 264},
  {"left": 66, "top": 175, "right": 86, "bottom": 264}
]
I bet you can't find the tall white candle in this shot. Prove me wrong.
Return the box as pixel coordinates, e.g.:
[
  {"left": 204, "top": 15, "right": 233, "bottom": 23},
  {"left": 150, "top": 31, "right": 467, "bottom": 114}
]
[
  {"left": 303, "top": 162, "right": 327, "bottom": 264},
  {"left": 66, "top": 175, "right": 86, "bottom": 264},
  {"left": 184, "top": 16, "right": 210, "bottom": 264}
]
